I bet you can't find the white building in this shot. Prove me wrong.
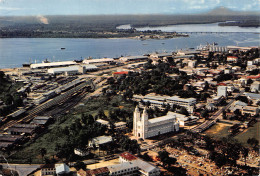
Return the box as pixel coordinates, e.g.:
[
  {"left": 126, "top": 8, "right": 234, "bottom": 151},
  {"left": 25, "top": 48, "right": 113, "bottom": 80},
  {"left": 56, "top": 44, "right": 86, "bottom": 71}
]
[
  {"left": 188, "top": 60, "right": 197, "bottom": 68},
  {"left": 217, "top": 86, "right": 227, "bottom": 97},
  {"left": 250, "top": 81, "right": 260, "bottom": 93},
  {"left": 171, "top": 112, "right": 199, "bottom": 127},
  {"left": 119, "top": 55, "right": 148, "bottom": 62},
  {"left": 78, "top": 152, "right": 160, "bottom": 176},
  {"left": 47, "top": 65, "right": 98, "bottom": 75},
  {"left": 133, "top": 94, "right": 196, "bottom": 113},
  {"left": 83, "top": 58, "right": 115, "bottom": 64},
  {"left": 88, "top": 135, "right": 113, "bottom": 148},
  {"left": 31, "top": 61, "right": 77, "bottom": 69},
  {"left": 133, "top": 107, "right": 179, "bottom": 139}
]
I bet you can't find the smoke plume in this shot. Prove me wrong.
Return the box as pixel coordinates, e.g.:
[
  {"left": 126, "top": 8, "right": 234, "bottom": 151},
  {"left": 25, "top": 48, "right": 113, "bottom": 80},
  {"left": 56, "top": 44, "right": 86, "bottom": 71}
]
[{"left": 37, "top": 15, "right": 49, "bottom": 24}]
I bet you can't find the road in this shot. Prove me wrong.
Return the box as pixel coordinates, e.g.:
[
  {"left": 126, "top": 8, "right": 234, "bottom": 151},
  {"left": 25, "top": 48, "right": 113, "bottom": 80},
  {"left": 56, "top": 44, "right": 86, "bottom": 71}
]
[
  {"left": 190, "top": 89, "right": 245, "bottom": 133},
  {"left": 1, "top": 163, "right": 40, "bottom": 176}
]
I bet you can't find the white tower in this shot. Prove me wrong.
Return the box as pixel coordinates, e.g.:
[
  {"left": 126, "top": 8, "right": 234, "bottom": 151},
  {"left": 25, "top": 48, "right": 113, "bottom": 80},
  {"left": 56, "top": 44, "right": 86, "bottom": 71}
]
[
  {"left": 133, "top": 106, "right": 141, "bottom": 136},
  {"left": 141, "top": 107, "right": 149, "bottom": 139}
]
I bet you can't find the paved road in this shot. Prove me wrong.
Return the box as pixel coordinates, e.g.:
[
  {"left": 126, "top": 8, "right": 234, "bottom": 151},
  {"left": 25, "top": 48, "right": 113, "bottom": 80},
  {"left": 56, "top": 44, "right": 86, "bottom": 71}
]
[{"left": 190, "top": 89, "right": 245, "bottom": 133}]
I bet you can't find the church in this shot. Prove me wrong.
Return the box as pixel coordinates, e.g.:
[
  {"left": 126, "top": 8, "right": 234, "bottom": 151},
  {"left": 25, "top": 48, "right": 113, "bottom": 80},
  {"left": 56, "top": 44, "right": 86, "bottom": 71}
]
[{"left": 133, "top": 106, "right": 179, "bottom": 139}]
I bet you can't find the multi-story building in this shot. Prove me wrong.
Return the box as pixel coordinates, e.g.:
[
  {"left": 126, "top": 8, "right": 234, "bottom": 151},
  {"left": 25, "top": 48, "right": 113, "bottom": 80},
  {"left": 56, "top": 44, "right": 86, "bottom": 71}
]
[
  {"left": 217, "top": 86, "right": 227, "bottom": 97},
  {"left": 133, "top": 94, "right": 196, "bottom": 113}
]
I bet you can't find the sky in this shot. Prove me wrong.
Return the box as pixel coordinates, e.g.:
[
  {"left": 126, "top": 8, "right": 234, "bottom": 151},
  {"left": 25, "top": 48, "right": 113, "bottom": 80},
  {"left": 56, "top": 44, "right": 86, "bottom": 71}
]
[{"left": 0, "top": 0, "right": 259, "bottom": 16}]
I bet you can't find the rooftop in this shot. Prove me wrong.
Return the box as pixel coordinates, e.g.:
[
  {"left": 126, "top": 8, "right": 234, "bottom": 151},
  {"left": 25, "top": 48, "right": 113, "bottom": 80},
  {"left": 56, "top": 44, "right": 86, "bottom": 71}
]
[
  {"left": 119, "top": 152, "right": 137, "bottom": 161},
  {"left": 92, "top": 136, "right": 112, "bottom": 145},
  {"left": 31, "top": 61, "right": 77, "bottom": 69},
  {"left": 108, "top": 162, "right": 136, "bottom": 173},
  {"left": 149, "top": 112, "right": 177, "bottom": 124},
  {"left": 48, "top": 65, "right": 79, "bottom": 72}
]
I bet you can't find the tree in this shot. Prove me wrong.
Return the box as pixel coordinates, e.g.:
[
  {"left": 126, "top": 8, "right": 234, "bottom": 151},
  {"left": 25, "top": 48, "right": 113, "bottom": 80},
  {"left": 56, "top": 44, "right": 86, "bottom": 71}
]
[
  {"left": 158, "top": 150, "right": 176, "bottom": 168},
  {"left": 241, "top": 147, "right": 249, "bottom": 166},
  {"left": 204, "top": 81, "right": 209, "bottom": 91},
  {"left": 179, "top": 107, "right": 189, "bottom": 116},
  {"left": 40, "top": 148, "right": 47, "bottom": 162},
  {"left": 74, "top": 161, "right": 86, "bottom": 171},
  {"left": 201, "top": 109, "right": 209, "bottom": 119}
]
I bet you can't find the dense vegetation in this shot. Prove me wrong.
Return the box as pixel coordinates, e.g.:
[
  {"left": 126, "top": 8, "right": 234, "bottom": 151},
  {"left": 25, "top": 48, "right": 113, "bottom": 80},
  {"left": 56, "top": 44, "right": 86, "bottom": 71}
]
[
  {"left": 0, "top": 14, "right": 259, "bottom": 38},
  {"left": 6, "top": 95, "right": 138, "bottom": 163},
  {"left": 0, "top": 71, "right": 24, "bottom": 116},
  {"left": 106, "top": 61, "right": 195, "bottom": 97}
]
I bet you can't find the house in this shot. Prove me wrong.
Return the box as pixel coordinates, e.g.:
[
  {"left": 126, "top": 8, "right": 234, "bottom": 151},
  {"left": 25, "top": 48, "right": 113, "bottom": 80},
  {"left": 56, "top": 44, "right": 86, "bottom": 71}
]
[
  {"left": 206, "top": 103, "right": 216, "bottom": 111},
  {"left": 89, "top": 136, "right": 113, "bottom": 148},
  {"left": 40, "top": 163, "right": 70, "bottom": 176},
  {"left": 119, "top": 152, "right": 160, "bottom": 176},
  {"left": 74, "top": 148, "right": 90, "bottom": 156},
  {"left": 113, "top": 71, "right": 129, "bottom": 78},
  {"left": 226, "top": 56, "right": 238, "bottom": 63},
  {"left": 250, "top": 82, "right": 260, "bottom": 93},
  {"left": 40, "top": 164, "right": 56, "bottom": 176},
  {"left": 56, "top": 163, "right": 70, "bottom": 176},
  {"left": 241, "top": 106, "right": 259, "bottom": 116}
]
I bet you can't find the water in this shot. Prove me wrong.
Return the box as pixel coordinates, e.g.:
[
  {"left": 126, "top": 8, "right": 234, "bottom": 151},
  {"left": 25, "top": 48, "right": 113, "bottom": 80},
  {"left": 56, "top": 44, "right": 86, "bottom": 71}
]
[
  {"left": 117, "top": 23, "right": 260, "bottom": 33},
  {"left": 0, "top": 31, "right": 259, "bottom": 69}
]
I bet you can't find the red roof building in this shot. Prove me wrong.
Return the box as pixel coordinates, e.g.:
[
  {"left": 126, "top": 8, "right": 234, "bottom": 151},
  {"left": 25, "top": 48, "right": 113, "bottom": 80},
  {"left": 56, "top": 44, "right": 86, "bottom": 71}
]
[
  {"left": 113, "top": 71, "right": 129, "bottom": 75},
  {"left": 119, "top": 152, "right": 137, "bottom": 162},
  {"left": 247, "top": 74, "right": 260, "bottom": 79}
]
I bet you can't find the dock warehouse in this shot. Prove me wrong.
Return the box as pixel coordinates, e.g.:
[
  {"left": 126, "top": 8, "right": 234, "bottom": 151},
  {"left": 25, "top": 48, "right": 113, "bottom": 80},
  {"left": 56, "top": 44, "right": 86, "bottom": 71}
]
[
  {"left": 30, "top": 61, "right": 77, "bottom": 69},
  {"left": 47, "top": 65, "right": 98, "bottom": 75},
  {"left": 119, "top": 55, "right": 148, "bottom": 62}
]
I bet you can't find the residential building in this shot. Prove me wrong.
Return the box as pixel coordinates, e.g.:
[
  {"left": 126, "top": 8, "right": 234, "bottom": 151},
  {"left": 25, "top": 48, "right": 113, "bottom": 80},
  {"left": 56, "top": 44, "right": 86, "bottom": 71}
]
[
  {"left": 250, "top": 82, "right": 260, "bottom": 93},
  {"left": 241, "top": 106, "right": 259, "bottom": 116},
  {"left": 89, "top": 136, "right": 113, "bottom": 148},
  {"left": 217, "top": 86, "right": 227, "bottom": 97}
]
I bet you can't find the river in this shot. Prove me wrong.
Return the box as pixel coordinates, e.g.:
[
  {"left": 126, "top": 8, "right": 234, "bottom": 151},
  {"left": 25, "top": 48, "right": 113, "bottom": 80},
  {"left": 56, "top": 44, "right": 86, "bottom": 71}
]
[{"left": 0, "top": 23, "right": 259, "bottom": 69}]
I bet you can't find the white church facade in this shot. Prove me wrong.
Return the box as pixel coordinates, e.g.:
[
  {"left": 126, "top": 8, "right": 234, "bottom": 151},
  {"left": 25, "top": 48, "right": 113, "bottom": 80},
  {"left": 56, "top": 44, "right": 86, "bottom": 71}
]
[{"left": 133, "top": 107, "right": 179, "bottom": 139}]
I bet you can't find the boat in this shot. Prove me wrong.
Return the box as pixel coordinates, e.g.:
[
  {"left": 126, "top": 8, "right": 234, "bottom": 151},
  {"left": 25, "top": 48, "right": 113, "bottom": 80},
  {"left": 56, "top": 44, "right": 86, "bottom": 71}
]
[{"left": 61, "top": 48, "right": 66, "bottom": 50}]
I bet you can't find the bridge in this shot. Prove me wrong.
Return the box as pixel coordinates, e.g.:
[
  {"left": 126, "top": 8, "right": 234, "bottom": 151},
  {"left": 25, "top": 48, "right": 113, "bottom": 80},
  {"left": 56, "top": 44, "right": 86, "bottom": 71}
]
[{"left": 178, "top": 32, "right": 258, "bottom": 34}]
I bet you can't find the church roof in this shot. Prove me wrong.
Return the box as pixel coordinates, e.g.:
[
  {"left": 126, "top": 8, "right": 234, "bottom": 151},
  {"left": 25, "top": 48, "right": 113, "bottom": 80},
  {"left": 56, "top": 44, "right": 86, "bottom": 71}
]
[{"left": 149, "top": 112, "right": 176, "bottom": 124}]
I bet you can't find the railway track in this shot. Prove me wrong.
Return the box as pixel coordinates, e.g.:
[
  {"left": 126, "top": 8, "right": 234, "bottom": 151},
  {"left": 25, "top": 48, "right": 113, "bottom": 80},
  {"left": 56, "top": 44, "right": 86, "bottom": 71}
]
[{"left": 0, "top": 81, "right": 90, "bottom": 132}]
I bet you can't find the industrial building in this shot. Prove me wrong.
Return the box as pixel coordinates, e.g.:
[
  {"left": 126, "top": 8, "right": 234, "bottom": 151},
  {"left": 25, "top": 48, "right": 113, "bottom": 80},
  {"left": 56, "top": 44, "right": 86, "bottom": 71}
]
[
  {"left": 83, "top": 58, "right": 115, "bottom": 64},
  {"left": 30, "top": 61, "right": 77, "bottom": 69},
  {"left": 119, "top": 55, "right": 148, "bottom": 62},
  {"left": 47, "top": 65, "right": 98, "bottom": 75}
]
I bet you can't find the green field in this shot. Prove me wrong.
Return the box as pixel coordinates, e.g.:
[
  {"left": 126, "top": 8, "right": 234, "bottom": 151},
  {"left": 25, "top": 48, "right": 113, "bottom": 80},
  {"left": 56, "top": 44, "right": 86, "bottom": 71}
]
[
  {"left": 204, "top": 121, "right": 259, "bottom": 147},
  {"left": 234, "top": 121, "right": 260, "bottom": 146},
  {"left": 203, "top": 123, "right": 231, "bottom": 139}
]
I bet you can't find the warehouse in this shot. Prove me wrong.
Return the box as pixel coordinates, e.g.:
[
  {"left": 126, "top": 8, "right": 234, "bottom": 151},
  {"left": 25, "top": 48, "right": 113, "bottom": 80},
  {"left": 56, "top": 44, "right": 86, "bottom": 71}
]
[
  {"left": 119, "top": 55, "right": 148, "bottom": 62},
  {"left": 30, "top": 61, "right": 77, "bottom": 69},
  {"left": 83, "top": 58, "right": 115, "bottom": 64},
  {"left": 47, "top": 65, "right": 98, "bottom": 75}
]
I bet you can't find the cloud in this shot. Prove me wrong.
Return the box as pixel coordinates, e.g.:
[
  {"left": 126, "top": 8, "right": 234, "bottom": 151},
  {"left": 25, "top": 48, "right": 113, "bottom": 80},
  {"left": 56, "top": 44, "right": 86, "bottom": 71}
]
[
  {"left": 37, "top": 15, "right": 49, "bottom": 24},
  {"left": 0, "top": 6, "right": 21, "bottom": 10}
]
